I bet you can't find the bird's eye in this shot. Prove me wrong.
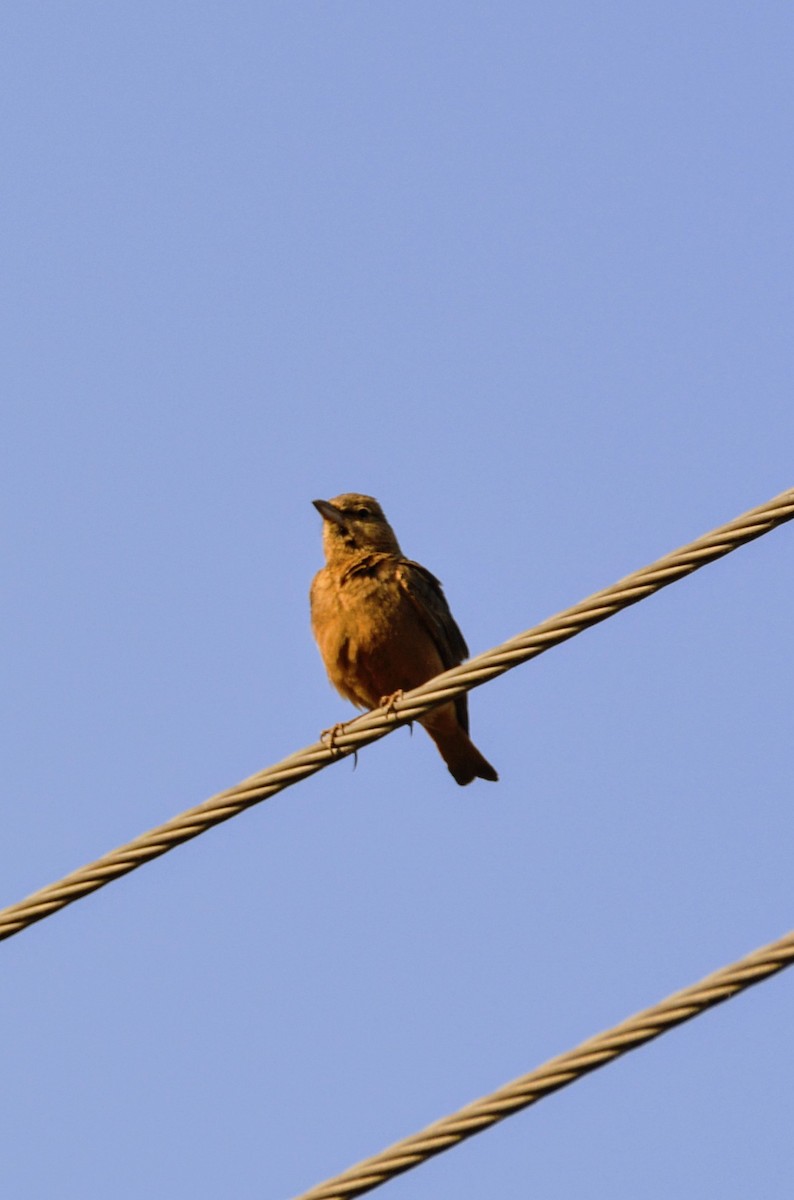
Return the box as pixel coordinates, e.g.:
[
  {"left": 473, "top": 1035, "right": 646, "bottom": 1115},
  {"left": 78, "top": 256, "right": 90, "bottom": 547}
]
[{"left": 355, "top": 507, "right": 371, "bottom": 519}]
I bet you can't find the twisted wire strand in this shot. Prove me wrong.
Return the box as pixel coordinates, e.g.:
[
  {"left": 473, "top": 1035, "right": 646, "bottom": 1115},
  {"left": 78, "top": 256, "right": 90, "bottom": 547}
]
[
  {"left": 1, "top": 487, "right": 792, "bottom": 943},
  {"left": 293, "top": 929, "right": 794, "bottom": 1199}
]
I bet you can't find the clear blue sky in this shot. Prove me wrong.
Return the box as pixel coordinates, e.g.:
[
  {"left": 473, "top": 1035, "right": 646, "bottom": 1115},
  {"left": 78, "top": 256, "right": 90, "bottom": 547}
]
[{"left": 3, "top": 5, "right": 792, "bottom": 1197}]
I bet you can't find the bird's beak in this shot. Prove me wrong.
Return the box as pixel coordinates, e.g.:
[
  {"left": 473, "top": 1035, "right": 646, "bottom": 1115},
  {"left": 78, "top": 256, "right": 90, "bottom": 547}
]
[{"left": 312, "top": 499, "right": 347, "bottom": 528}]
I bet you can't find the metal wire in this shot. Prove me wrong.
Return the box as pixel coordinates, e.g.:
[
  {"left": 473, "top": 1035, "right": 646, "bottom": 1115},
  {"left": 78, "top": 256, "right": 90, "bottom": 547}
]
[
  {"left": 1, "top": 486, "right": 792, "bottom": 943},
  {"left": 292, "top": 929, "right": 794, "bottom": 1199}
]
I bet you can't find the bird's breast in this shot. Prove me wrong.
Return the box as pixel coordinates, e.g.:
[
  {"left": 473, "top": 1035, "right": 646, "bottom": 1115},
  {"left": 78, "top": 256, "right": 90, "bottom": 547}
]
[
  {"left": 313, "top": 563, "right": 404, "bottom": 652},
  {"left": 311, "top": 559, "right": 441, "bottom": 709}
]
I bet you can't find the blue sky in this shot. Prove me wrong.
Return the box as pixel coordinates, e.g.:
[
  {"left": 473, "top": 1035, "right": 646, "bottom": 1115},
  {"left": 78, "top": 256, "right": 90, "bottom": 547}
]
[{"left": 2, "top": 5, "right": 792, "bottom": 1197}]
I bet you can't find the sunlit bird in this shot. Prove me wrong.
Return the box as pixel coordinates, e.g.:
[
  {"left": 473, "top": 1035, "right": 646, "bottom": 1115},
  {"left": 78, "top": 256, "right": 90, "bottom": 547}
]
[{"left": 310, "top": 493, "right": 498, "bottom": 785}]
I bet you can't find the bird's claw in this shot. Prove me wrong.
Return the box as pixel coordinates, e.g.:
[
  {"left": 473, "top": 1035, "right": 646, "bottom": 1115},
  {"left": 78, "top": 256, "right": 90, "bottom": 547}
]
[
  {"left": 379, "top": 689, "right": 405, "bottom": 718},
  {"left": 321, "top": 722, "right": 359, "bottom": 770},
  {"left": 321, "top": 721, "right": 348, "bottom": 755}
]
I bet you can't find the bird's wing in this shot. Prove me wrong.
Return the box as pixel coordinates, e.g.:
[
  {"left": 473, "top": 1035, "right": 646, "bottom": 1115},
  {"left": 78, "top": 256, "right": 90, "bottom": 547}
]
[
  {"left": 397, "top": 560, "right": 470, "bottom": 667},
  {"left": 397, "top": 560, "right": 471, "bottom": 732}
]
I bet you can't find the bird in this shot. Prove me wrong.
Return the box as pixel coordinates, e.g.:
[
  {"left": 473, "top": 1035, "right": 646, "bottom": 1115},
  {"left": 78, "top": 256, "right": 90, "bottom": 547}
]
[{"left": 310, "top": 493, "right": 498, "bottom": 785}]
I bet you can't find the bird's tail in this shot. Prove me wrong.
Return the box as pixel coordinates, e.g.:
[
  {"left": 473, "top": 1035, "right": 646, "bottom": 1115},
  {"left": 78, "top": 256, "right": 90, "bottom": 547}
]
[{"left": 422, "top": 708, "right": 498, "bottom": 786}]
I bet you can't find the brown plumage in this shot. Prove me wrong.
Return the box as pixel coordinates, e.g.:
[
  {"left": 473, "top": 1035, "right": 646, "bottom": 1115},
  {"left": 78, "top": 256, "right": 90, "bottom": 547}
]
[{"left": 310, "top": 493, "right": 498, "bottom": 786}]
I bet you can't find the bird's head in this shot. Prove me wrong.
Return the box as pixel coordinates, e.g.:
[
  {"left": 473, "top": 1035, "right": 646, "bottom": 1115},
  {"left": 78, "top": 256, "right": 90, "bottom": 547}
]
[{"left": 313, "top": 494, "right": 402, "bottom": 560}]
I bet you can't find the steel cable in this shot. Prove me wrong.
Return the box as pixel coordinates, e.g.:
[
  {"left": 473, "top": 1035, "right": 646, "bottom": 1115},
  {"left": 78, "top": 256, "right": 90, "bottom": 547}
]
[
  {"left": 1, "top": 486, "right": 792, "bottom": 943},
  {"left": 292, "top": 929, "right": 794, "bottom": 1199}
]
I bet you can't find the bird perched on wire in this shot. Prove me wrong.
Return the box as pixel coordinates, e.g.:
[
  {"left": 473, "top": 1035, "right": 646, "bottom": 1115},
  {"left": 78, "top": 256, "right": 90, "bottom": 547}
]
[{"left": 310, "top": 493, "right": 498, "bottom": 786}]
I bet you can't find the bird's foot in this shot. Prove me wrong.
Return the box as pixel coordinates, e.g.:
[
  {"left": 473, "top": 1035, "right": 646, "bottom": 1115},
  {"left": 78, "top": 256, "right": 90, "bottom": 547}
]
[
  {"left": 321, "top": 721, "right": 349, "bottom": 756},
  {"left": 378, "top": 689, "right": 405, "bottom": 718},
  {"left": 320, "top": 722, "right": 359, "bottom": 769}
]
